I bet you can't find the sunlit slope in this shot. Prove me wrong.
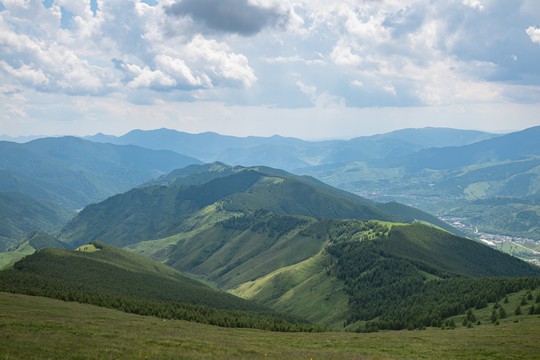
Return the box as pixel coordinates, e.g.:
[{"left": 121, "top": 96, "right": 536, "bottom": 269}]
[
  {"left": 164, "top": 211, "right": 328, "bottom": 289},
  {"left": 229, "top": 221, "right": 540, "bottom": 330},
  {"left": 232, "top": 251, "right": 349, "bottom": 328}
]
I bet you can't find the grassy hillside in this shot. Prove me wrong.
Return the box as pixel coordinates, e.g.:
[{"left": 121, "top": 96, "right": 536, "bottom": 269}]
[
  {"left": 230, "top": 220, "right": 540, "bottom": 331},
  {"left": 232, "top": 251, "right": 350, "bottom": 328},
  {"left": 2, "top": 291, "right": 540, "bottom": 359},
  {"left": 0, "top": 192, "right": 74, "bottom": 251},
  {"left": 298, "top": 154, "right": 540, "bottom": 243},
  {"left": 0, "top": 242, "right": 318, "bottom": 331},
  {"left": 59, "top": 166, "right": 409, "bottom": 249},
  {"left": 165, "top": 210, "right": 325, "bottom": 289},
  {"left": 381, "top": 224, "right": 540, "bottom": 277}
]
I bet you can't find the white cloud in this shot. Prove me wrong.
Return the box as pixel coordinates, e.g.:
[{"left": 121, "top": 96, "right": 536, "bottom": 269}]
[
  {"left": 263, "top": 55, "right": 302, "bottom": 63},
  {"left": 0, "top": 0, "right": 539, "bottom": 138},
  {"left": 462, "top": 0, "right": 485, "bottom": 11},
  {"left": 331, "top": 41, "right": 362, "bottom": 66},
  {"left": 154, "top": 54, "right": 206, "bottom": 88},
  {"left": 0, "top": 61, "right": 49, "bottom": 87},
  {"left": 183, "top": 35, "right": 257, "bottom": 88},
  {"left": 0, "top": 0, "right": 257, "bottom": 98},
  {"left": 296, "top": 79, "right": 345, "bottom": 108},
  {"left": 526, "top": 26, "right": 540, "bottom": 45},
  {"left": 55, "top": 0, "right": 92, "bottom": 19},
  {"left": 123, "top": 64, "right": 176, "bottom": 89}
]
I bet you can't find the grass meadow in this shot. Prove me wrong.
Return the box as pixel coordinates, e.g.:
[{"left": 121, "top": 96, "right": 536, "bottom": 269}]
[{"left": 1, "top": 292, "right": 540, "bottom": 359}]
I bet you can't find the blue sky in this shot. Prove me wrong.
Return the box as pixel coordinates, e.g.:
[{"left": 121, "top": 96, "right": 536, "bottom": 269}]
[{"left": 1, "top": 0, "right": 540, "bottom": 139}]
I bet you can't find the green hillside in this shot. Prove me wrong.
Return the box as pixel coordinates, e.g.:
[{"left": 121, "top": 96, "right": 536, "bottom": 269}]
[
  {"left": 298, "top": 152, "right": 540, "bottom": 244},
  {"left": 381, "top": 126, "right": 540, "bottom": 172},
  {"left": 230, "top": 220, "right": 540, "bottom": 330},
  {"left": 0, "top": 242, "right": 318, "bottom": 332},
  {"left": 165, "top": 210, "right": 324, "bottom": 289},
  {"left": 444, "top": 195, "right": 540, "bottom": 241},
  {"left": 380, "top": 224, "right": 540, "bottom": 277},
  {"left": 233, "top": 250, "right": 350, "bottom": 328},
  {"left": 59, "top": 166, "right": 410, "bottom": 249},
  {"left": 0, "top": 192, "right": 74, "bottom": 251}
]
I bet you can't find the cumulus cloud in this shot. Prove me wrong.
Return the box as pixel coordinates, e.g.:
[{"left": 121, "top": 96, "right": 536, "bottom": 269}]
[
  {"left": 166, "top": 0, "right": 288, "bottom": 35},
  {"left": 526, "top": 26, "right": 540, "bottom": 45},
  {"left": 331, "top": 41, "right": 363, "bottom": 66},
  {"left": 0, "top": 0, "right": 539, "bottom": 118},
  {"left": 0, "top": 0, "right": 258, "bottom": 99}
]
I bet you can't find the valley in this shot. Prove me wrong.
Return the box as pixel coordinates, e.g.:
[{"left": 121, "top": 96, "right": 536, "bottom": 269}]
[
  {"left": 1, "top": 126, "right": 540, "bottom": 357},
  {"left": 3, "top": 1, "right": 540, "bottom": 358}
]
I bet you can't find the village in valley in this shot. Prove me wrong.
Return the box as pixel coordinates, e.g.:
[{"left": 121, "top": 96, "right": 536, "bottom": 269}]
[{"left": 442, "top": 216, "right": 540, "bottom": 266}]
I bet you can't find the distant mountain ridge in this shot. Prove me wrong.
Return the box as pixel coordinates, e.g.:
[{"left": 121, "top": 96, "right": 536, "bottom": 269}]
[
  {"left": 380, "top": 126, "right": 540, "bottom": 172},
  {"left": 0, "top": 137, "right": 202, "bottom": 209},
  {"left": 84, "top": 127, "right": 497, "bottom": 171}
]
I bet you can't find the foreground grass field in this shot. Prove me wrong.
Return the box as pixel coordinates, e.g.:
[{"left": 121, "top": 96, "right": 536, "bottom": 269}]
[{"left": 1, "top": 292, "right": 540, "bottom": 359}]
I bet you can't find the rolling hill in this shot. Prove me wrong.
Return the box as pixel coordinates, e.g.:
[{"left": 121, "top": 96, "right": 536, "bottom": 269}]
[
  {"left": 58, "top": 163, "right": 464, "bottom": 250},
  {"left": 0, "top": 230, "right": 70, "bottom": 268},
  {"left": 231, "top": 220, "right": 540, "bottom": 329},
  {"left": 0, "top": 242, "right": 317, "bottom": 331},
  {"left": 378, "top": 126, "right": 540, "bottom": 172},
  {"left": 54, "top": 162, "right": 540, "bottom": 331},
  {"left": 296, "top": 126, "right": 540, "bottom": 246}
]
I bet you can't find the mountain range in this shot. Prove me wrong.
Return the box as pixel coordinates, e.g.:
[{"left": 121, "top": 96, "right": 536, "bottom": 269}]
[
  {"left": 50, "top": 163, "right": 539, "bottom": 330},
  {"left": 0, "top": 136, "right": 201, "bottom": 210},
  {"left": 85, "top": 127, "right": 497, "bottom": 171},
  {"left": 1, "top": 125, "right": 539, "bottom": 334}
]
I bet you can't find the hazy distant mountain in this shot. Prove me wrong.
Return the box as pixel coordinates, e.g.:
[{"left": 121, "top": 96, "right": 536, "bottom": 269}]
[
  {"left": 85, "top": 127, "right": 497, "bottom": 171},
  {"left": 381, "top": 126, "right": 540, "bottom": 172},
  {"left": 0, "top": 136, "right": 202, "bottom": 209},
  {"left": 0, "top": 135, "right": 44, "bottom": 143}
]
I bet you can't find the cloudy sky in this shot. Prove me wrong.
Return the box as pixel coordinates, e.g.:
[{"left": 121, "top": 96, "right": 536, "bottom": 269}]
[{"left": 1, "top": 0, "right": 540, "bottom": 139}]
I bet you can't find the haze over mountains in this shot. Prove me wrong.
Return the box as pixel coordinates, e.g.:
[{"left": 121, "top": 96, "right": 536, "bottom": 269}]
[
  {"left": 85, "top": 127, "right": 498, "bottom": 171},
  {"left": 83, "top": 125, "right": 540, "bottom": 243},
  {"left": 0, "top": 136, "right": 201, "bottom": 210}
]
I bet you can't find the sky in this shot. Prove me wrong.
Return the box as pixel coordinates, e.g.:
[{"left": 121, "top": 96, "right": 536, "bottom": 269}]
[{"left": 1, "top": 0, "right": 540, "bottom": 140}]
